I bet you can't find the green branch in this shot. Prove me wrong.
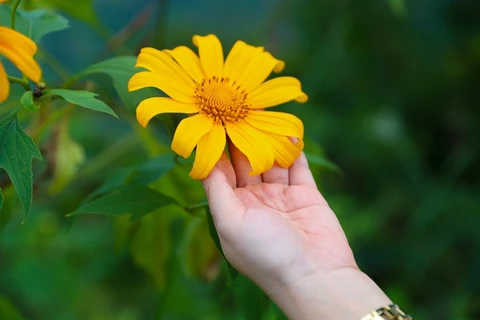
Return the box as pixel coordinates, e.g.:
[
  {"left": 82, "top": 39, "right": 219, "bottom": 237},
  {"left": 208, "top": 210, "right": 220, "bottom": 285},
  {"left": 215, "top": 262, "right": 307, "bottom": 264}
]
[
  {"left": 7, "top": 75, "right": 30, "bottom": 91},
  {"left": 11, "top": 0, "right": 22, "bottom": 30},
  {"left": 185, "top": 200, "right": 209, "bottom": 213}
]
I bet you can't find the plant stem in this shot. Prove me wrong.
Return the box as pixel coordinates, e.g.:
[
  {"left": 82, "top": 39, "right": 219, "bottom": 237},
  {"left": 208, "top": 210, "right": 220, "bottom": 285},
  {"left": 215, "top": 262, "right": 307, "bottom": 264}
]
[
  {"left": 185, "top": 200, "right": 209, "bottom": 213},
  {"left": 7, "top": 75, "right": 30, "bottom": 91},
  {"left": 11, "top": 0, "right": 22, "bottom": 30}
]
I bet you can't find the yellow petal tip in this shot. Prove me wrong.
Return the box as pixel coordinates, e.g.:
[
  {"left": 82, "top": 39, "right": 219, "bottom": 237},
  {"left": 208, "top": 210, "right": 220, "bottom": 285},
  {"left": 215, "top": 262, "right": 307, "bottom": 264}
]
[
  {"left": 296, "top": 93, "right": 308, "bottom": 103},
  {"left": 135, "top": 117, "right": 148, "bottom": 128},
  {"left": 189, "top": 170, "right": 208, "bottom": 180},
  {"left": 273, "top": 60, "right": 285, "bottom": 73}
]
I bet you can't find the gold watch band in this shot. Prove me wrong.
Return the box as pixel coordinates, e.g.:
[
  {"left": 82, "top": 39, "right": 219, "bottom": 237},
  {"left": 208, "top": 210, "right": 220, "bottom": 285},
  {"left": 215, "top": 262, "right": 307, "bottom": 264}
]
[{"left": 361, "top": 304, "right": 412, "bottom": 320}]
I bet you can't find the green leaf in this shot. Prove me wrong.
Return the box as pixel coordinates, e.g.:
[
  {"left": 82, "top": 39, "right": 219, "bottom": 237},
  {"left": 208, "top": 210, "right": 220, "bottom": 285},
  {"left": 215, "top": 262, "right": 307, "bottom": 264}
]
[
  {"left": 66, "top": 56, "right": 157, "bottom": 114},
  {"left": 206, "top": 207, "right": 239, "bottom": 284},
  {"left": 0, "top": 188, "right": 3, "bottom": 212},
  {"left": 44, "top": 89, "right": 118, "bottom": 118},
  {"left": 48, "top": 118, "right": 85, "bottom": 194},
  {"left": 84, "top": 153, "right": 176, "bottom": 202},
  {"left": 20, "top": 91, "right": 39, "bottom": 111},
  {"left": 68, "top": 186, "right": 178, "bottom": 217},
  {"left": 18, "top": 9, "right": 70, "bottom": 42},
  {"left": 0, "top": 113, "right": 42, "bottom": 221},
  {"left": 0, "top": 7, "right": 69, "bottom": 42},
  {"left": 305, "top": 152, "right": 342, "bottom": 173}
]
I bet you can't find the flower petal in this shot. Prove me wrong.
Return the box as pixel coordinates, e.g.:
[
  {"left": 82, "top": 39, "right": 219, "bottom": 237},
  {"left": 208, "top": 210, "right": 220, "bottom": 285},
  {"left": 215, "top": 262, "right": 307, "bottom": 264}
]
[
  {"left": 133, "top": 47, "right": 196, "bottom": 102},
  {"left": 266, "top": 134, "right": 303, "bottom": 168},
  {"left": 223, "top": 40, "right": 263, "bottom": 81},
  {"left": 248, "top": 77, "right": 308, "bottom": 109},
  {"left": 164, "top": 46, "right": 204, "bottom": 84},
  {"left": 137, "top": 47, "right": 195, "bottom": 87},
  {"left": 0, "top": 27, "right": 41, "bottom": 83},
  {"left": 189, "top": 124, "right": 226, "bottom": 179},
  {"left": 171, "top": 114, "right": 213, "bottom": 158},
  {"left": 244, "top": 111, "right": 304, "bottom": 139},
  {"left": 0, "top": 62, "right": 10, "bottom": 103},
  {"left": 234, "top": 51, "right": 285, "bottom": 92},
  {"left": 192, "top": 34, "right": 224, "bottom": 79},
  {"left": 226, "top": 121, "right": 274, "bottom": 176},
  {"left": 0, "top": 26, "right": 36, "bottom": 55},
  {"left": 128, "top": 71, "right": 195, "bottom": 104},
  {"left": 136, "top": 97, "right": 199, "bottom": 128}
]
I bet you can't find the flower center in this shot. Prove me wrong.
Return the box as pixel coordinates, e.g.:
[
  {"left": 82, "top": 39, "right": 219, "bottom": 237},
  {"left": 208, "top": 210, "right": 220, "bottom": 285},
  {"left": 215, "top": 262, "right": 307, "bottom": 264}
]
[{"left": 195, "top": 76, "right": 249, "bottom": 125}]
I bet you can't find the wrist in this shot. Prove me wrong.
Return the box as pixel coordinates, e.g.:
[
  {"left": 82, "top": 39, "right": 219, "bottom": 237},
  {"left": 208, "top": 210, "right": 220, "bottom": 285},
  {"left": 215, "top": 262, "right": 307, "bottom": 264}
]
[{"left": 264, "top": 267, "right": 392, "bottom": 320}]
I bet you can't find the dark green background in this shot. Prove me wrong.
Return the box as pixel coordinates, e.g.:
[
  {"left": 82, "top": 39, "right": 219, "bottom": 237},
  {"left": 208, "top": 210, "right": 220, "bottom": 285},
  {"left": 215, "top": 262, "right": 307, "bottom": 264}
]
[{"left": 1, "top": 0, "right": 479, "bottom": 319}]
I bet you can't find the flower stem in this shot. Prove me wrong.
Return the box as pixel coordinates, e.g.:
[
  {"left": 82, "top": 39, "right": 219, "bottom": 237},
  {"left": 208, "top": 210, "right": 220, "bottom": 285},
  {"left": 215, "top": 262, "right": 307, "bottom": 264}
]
[
  {"left": 185, "top": 200, "right": 209, "bottom": 213},
  {"left": 7, "top": 75, "right": 30, "bottom": 91},
  {"left": 11, "top": 0, "right": 22, "bottom": 30}
]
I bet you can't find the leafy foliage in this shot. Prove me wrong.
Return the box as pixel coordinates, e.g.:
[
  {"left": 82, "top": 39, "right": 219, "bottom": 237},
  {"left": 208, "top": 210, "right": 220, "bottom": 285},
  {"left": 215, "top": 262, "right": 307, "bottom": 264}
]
[
  {"left": 0, "top": 6, "right": 69, "bottom": 41},
  {"left": 65, "top": 56, "right": 157, "bottom": 114},
  {"left": 44, "top": 89, "right": 117, "bottom": 117},
  {"left": 68, "top": 186, "right": 178, "bottom": 218},
  {"left": 0, "top": 113, "right": 41, "bottom": 221}
]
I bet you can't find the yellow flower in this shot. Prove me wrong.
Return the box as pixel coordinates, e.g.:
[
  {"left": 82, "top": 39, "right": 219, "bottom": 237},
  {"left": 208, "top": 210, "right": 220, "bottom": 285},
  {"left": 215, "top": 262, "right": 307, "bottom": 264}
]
[
  {"left": 0, "top": 26, "right": 42, "bottom": 103},
  {"left": 129, "top": 34, "right": 308, "bottom": 179}
]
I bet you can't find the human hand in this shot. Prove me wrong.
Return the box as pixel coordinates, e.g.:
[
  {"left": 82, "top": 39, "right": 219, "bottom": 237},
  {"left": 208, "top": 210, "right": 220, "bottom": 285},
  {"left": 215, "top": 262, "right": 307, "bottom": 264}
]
[{"left": 202, "top": 144, "right": 391, "bottom": 320}]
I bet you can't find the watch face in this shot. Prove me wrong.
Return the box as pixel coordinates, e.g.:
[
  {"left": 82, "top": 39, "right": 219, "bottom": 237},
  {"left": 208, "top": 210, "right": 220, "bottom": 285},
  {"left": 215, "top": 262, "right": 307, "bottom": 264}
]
[{"left": 361, "top": 304, "right": 412, "bottom": 320}]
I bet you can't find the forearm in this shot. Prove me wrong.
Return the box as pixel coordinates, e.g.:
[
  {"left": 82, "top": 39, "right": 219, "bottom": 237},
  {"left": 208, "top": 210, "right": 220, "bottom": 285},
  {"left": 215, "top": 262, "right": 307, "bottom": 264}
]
[{"left": 264, "top": 267, "right": 392, "bottom": 320}]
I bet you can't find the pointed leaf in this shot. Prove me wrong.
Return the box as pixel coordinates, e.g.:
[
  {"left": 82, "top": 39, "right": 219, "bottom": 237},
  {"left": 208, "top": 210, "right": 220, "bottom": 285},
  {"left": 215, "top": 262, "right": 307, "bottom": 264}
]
[
  {"left": 305, "top": 152, "right": 342, "bottom": 173},
  {"left": 84, "top": 153, "right": 176, "bottom": 202},
  {"left": 66, "top": 56, "right": 157, "bottom": 114},
  {"left": 0, "top": 113, "right": 42, "bottom": 221},
  {"left": 45, "top": 89, "right": 118, "bottom": 118},
  {"left": 68, "top": 186, "right": 178, "bottom": 217},
  {"left": 18, "top": 9, "right": 70, "bottom": 42},
  {"left": 0, "top": 7, "right": 69, "bottom": 42}
]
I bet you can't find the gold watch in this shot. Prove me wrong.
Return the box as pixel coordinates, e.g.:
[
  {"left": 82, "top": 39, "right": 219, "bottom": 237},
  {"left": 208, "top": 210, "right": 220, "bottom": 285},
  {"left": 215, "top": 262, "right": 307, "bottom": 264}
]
[{"left": 361, "top": 304, "right": 412, "bottom": 320}]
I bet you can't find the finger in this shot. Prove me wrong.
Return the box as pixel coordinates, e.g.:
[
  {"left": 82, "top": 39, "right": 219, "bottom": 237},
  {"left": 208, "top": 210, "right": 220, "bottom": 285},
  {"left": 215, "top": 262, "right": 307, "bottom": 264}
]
[
  {"left": 261, "top": 163, "right": 289, "bottom": 185},
  {"left": 202, "top": 154, "right": 244, "bottom": 232},
  {"left": 289, "top": 152, "right": 317, "bottom": 188},
  {"left": 202, "top": 153, "right": 241, "bottom": 214},
  {"left": 228, "top": 140, "right": 262, "bottom": 187},
  {"left": 204, "top": 152, "right": 236, "bottom": 188}
]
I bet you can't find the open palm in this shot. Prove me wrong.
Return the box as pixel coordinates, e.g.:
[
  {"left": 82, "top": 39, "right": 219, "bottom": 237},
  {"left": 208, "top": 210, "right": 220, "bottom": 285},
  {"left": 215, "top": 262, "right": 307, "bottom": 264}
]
[{"left": 202, "top": 145, "right": 358, "bottom": 290}]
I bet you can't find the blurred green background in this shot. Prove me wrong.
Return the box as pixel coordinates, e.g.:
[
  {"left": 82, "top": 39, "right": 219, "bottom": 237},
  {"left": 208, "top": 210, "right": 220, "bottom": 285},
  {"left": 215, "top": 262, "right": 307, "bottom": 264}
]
[{"left": 1, "top": 0, "right": 479, "bottom": 319}]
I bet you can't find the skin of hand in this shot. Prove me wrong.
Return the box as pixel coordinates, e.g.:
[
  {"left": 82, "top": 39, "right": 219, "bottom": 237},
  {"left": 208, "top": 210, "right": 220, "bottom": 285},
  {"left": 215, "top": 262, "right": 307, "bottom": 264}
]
[{"left": 202, "top": 143, "right": 392, "bottom": 320}]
